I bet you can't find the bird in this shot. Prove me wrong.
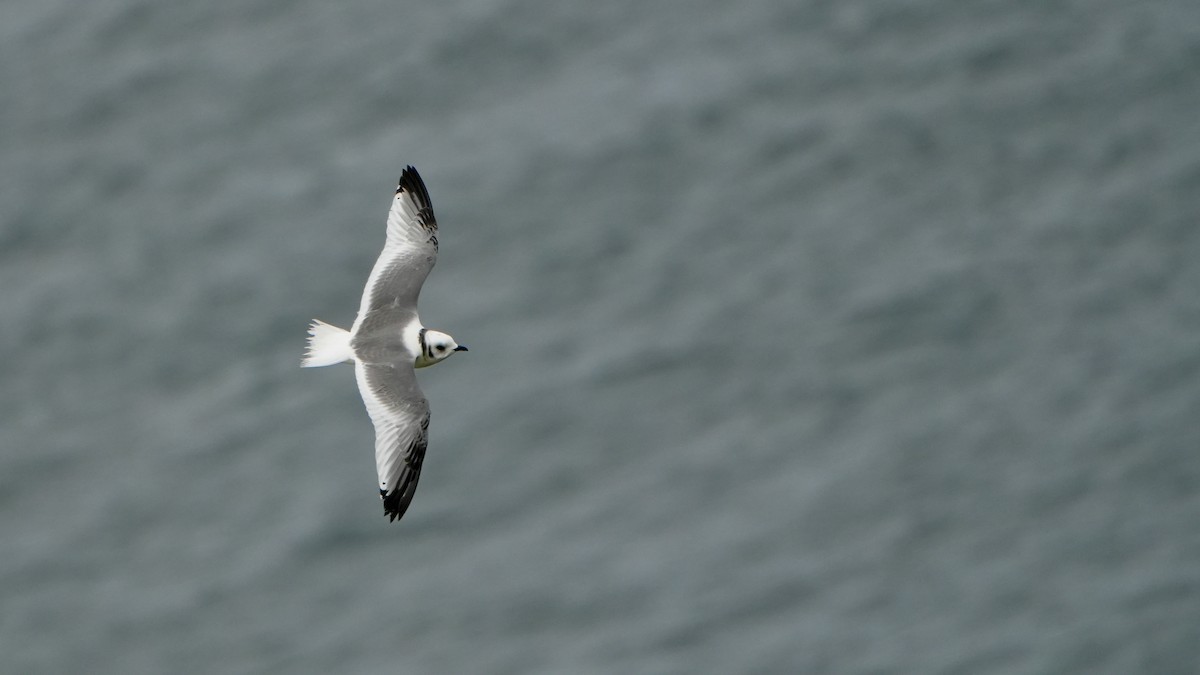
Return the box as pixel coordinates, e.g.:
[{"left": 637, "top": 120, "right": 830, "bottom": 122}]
[{"left": 302, "top": 166, "right": 467, "bottom": 522}]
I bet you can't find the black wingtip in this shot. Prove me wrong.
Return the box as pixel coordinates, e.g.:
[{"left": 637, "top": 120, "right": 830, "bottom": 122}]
[
  {"left": 381, "top": 486, "right": 416, "bottom": 523},
  {"left": 396, "top": 166, "right": 430, "bottom": 203},
  {"left": 395, "top": 165, "right": 437, "bottom": 231}
]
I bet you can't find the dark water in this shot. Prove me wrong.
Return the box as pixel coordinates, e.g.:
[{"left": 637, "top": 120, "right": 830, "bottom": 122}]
[{"left": 3, "top": 0, "right": 1200, "bottom": 672}]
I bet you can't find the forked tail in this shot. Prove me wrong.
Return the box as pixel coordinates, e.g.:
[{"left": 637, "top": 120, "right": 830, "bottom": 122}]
[{"left": 301, "top": 319, "right": 354, "bottom": 367}]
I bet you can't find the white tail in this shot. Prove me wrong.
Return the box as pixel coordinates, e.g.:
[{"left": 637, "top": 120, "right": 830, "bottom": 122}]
[{"left": 302, "top": 319, "right": 354, "bottom": 367}]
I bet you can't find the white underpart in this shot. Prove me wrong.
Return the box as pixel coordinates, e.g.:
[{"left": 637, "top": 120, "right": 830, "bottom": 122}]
[{"left": 402, "top": 320, "right": 425, "bottom": 361}]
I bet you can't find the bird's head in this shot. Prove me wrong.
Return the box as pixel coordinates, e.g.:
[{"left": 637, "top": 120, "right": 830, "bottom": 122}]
[{"left": 416, "top": 329, "right": 467, "bottom": 368}]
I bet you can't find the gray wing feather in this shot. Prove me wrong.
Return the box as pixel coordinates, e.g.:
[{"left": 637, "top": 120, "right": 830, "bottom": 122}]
[
  {"left": 351, "top": 305, "right": 416, "bottom": 363},
  {"left": 352, "top": 167, "right": 439, "bottom": 333},
  {"left": 354, "top": 361, "right": 431, "bottom": 522}
]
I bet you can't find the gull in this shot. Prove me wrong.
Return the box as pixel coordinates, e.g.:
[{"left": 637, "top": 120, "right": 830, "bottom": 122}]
[{"left": 302, "top": 166, "right": 467, "bottom": 522}]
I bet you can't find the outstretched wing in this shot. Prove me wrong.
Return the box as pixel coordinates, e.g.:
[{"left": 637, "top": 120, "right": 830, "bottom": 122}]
[
  {"left": 354, "top": 361, "right": 431, "bottom": 522},
  {"left": 352, "top": 166, "right": 440, "bottom": 334}
]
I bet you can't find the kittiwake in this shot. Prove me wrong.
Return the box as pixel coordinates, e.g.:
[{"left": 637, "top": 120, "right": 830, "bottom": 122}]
[{"left": 302, "top": 165, "right": 467, "bottom": 522}]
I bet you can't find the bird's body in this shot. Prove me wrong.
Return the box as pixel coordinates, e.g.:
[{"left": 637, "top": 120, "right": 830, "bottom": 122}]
[{"left": 302, "top": 166, "right": 466, "bottom": 522}]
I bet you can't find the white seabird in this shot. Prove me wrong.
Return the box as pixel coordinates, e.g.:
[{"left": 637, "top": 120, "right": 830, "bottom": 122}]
[{"left": 302, "top": 166, "right": 467, "bottom": 522}]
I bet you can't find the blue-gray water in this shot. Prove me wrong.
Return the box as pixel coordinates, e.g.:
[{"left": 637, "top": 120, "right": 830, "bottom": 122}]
[{"left": 3, "top": 1, "right": 1199, "bottom": 673}]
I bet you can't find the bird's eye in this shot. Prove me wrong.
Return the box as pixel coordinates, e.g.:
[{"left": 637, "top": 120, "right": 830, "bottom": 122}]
[{"left": 436, "top": 345, "right": 446, "bottom": 352}]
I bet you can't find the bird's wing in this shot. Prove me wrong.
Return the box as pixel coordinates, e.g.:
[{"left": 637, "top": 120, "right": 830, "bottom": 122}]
[
  {"left": 354, "top": 360, "right": 431, "bottom": 522},
  {"left": 352, "top": 166, "right": 439, "bottom": 334}
]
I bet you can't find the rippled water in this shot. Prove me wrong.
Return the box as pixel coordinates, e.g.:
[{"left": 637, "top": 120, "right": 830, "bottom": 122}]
[{"left": 3, "top": 0, "right": 1199, "bottom": 672}]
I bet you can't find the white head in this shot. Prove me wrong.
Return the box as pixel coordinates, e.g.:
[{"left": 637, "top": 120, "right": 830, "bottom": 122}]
[{"left": 416, "top": 328, "right": 467, "bottom": 368}]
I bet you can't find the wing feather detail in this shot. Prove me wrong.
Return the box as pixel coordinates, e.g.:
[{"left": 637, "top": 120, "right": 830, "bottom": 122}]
[
  {"left": 355, "top": 361, "right": 431, "bottom": 522},
  {"left": 351, "top": 166, "right": 439, "bottom": 333}
]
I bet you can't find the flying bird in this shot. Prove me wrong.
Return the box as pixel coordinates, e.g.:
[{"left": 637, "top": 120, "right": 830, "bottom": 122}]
[{"left": 302, "top": 166, "right": 467, "bottom": 522}]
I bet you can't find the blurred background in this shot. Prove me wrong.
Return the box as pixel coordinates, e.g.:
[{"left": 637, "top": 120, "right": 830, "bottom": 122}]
[{"left": 3, "top": 0, "right": 1199, "bottom": 672}]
